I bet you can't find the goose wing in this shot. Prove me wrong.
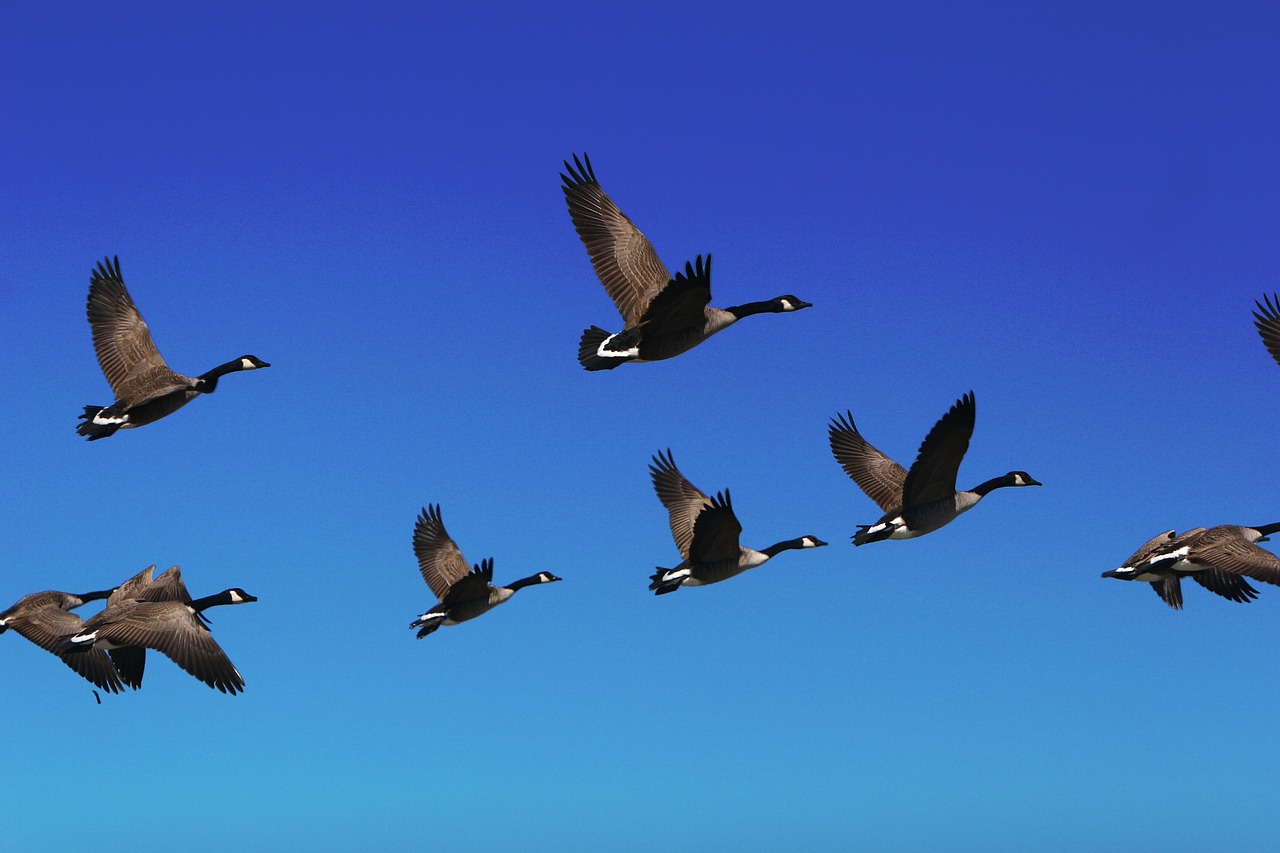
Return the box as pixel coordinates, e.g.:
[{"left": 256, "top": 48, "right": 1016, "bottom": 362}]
[
  {"left": 442, "top": 558, "right": 496, "bottom": 605},
  {"left": 635, "top": 256, "right": 713, "bottom": 336},
  {"left": 413, "top": 505, "right": 473, "bottom": 602},
  {"left": 649, "top": 449, "right": 714, "bottom": 559},
  {"left": 136, "top": 566, "right": 193, "bottom": 603},
  {"left": 91, "top": 602, "right": 245, "bottom": 694},
  {"left": 1191, "top": 528, "right": 1280, "bottom": 586},
  {"left": 1253, "top": 293, "right": 1280, "bottom": 368},
  {"left": 561, "top": 154, "right": 672, "bottom": 326},
  {"left": 687, "top": 490, "right": 744, "bottom": 564},
  {"left": 902, "top": 391, "right": 976, "bottom": 508},
  {"left": 86, "top": 256, "right": 185, "bottom": 401},
  {"left": 1120, "top": 531, "right": 1177, "bottom": 568},
  {"left": 1151, "top": 576, "right": 1183, "bottom": 609},
  {"left": 5, "top": 606, "right": 125, "bottom": 693},
  {"left": 1190, "top": 567, "right": 1260, "bottom": 603},
  {"left": 828, "top": 410, "right": 908, "bottom": 512}
]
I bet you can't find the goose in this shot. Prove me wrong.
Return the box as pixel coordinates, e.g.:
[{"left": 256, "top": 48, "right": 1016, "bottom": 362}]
[
  {"left": 1101, "top": 528, "right": 1263, "bottom": 609},
  {"left": 410, "top": 504, "right": 561, "bottom": 638},
  {"left": 561, "top": 153, "right": 812, "bottom": 370},
  {"left": 828, "top": 391, "right": 1041, "bottom": 545},
  {"left": 1253, "top": 293, "right": 1280, "bottom": 368},
  {"left": 76, "top": 255, "right": 270, "bottom": 440},
  {"left": 1104, "top": 523, "right": 1280, "bottom": 608},
  {"left": 60, "top": 586, "right": 257, "bottom": 694},
  {"left": 648, "top": 449, "right": 827, "bottom": 594},
  {"left": 1, "top": 587, "right": 125, "bottom": 693}
]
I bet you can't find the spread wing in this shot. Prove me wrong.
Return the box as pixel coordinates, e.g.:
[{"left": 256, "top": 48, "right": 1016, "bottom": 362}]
[
  {"left": 90, "top": 602, "right": 245, "bottom": 694},
  {"left": 561, "top": 153, "right": 672, "bottom": 326},
  {"left": 1253, "top": 293, "right": 1280, "bottom": 368},
  {"left": 86, "top": 256, "right": 182, "bottom": 400},
  {"left": 413, "top": 505, "right": 473, "bottom": 602},
  {"left": 441, "top": 558, "right": 496, "bottom": 606},
  {"left": 828, "top": 410, "right": 907, "bottom": 512},
  {"left": 1120, "top": 531, "right": 1177, "bottom": 568},
  {"left": 687, "top": 490, "right": 744, "bottom": 564},
  {"left": 903, "top": 391, "right": 976, "bottom": 508},
  {"left": 637, "top": 256, "right": 713, "bottom": 336},
  {"left": 6, "top": 606, "right": 125, "bottom": 693},
  {"left": 1192, "top": 528, "right": 1280, "bottom": 586},
  {"left": 649, "top": 449, "right": 714, "bottom": 559}
]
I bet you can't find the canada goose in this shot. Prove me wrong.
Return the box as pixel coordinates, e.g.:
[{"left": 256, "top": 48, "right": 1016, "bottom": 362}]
[
  {"left": 61, "top": 586, "right": 257, "bottom": 694},
  {"left": 1253, "top": 293, "right": 1280, "bottom": 368},
  {"left": 0, "top": 587, "right": 124, "bottom": 693},
  {"left": 561, "top": 154, "right": 812, "bottom": 370},
  {"left": 648, "top": 449, "right": 827, "bottom": 594},
  {"left": 828, "top": 392, "right": 1041, "bottom": 545},
  {"left": 1103, "top": 524, "right": 1280, "bottom": 608},
  {"left": 76, "top": 256, "right": 270, "bottom": 440},
  {"left": 410, "top": 505, "right": 561, "bottom": 638},
  {"left": 1100, "top": 529, "right": 1262, "bottom": 609}
]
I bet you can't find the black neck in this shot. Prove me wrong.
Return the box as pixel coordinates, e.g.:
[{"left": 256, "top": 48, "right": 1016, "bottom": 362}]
[
  {"left": 725, "top": 299, "right": 779, "bottom": 318},
  {"left": 506, "top": 574, "right": 546, "bottom": 592},
  {"left": 195, "top": 359, "right": 249, "bottom": 392},
  {"left": 971, "top": 476, "right": 1014, "bottom": 497},
  {"left": 1252, "top": 521, "right": 1280, "bottom": 538},
  {"left": 78, "top": 588, "right": 116, "bottom": 603},
  {"left": 761, "top": 538, "right": 807, "bottom": 557}
]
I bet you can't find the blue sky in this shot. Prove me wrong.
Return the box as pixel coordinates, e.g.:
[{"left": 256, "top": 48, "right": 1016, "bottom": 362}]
[{"left": 2, "top": 1, "right": 1278, "bottom": 849}]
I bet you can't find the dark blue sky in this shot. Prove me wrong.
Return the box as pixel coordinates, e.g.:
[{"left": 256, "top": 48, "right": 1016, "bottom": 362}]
[{"left": 2, "top": 2, "right": 1279, "bottom": 849}]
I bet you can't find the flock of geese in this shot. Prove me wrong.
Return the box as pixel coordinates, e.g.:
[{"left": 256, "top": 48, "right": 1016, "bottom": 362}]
[{"left": 6, "top": 152, "right": 1280, "bottom": 697}]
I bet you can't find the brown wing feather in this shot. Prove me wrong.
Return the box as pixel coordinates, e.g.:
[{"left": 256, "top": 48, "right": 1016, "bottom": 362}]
[
  {"left": 413, "top": 505, "right": 473, "bottom": 602},
  {"left": 649, "top": 449, "right": 713, "bottom": 559},
  {"left": 1193, "top": 529, "right": 1280, "bottom": 586},
  {"left": 86, "top": 257, "right": 186, "bottom": 401},
  {"left": 561, "top": 154, "right": 672, "bottom": 326},
  {"left": 903, "top": 392, "right": 976, "bottom": 508},
  {"left": 828, "top": 411, "right": 908, "bottom": 513},
  {"left": 6, "top": 605, "right": 125, "bottom": 693},
  {"left": 92, "top": 602, "right": 244, "bottom": 694}
]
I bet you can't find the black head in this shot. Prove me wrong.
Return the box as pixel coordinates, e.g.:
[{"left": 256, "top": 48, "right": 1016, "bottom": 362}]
[
  {"left": 237, "top": 356, "right": 271, "bottom": 370},
  {"left": 537, "top": 572, "right": 563, "bottom": 584},
  {"left": 773, "top": 295, "right": 812, "bottom": 312},
  {"left": 1005, "top": 471, "right": 1041, "bottom": 487}
]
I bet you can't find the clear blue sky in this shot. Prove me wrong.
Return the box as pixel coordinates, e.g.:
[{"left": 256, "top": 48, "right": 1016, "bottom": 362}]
[{"left": 3, "top": 2, "right": 1278, "bottom": 850}]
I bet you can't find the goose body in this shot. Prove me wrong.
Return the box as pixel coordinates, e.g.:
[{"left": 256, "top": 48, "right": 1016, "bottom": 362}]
[
  {"left": 1, "top": 587, "right": 124, "bottom": 693},
  {"left": 829, "top": 392, "right": 1041, "bottom": 545},
  {"left": 561, "top": 154, "right": 811, "bottom": 370},
  {"left": 76, "top": 256, "right": 269, "bottom": 440},
  {"left": 61, "top": 585, "right": 256, "bottom": 694},
  {"left": 648, "top": 449, "right": 826, "bottom": 595},
  {"left": 409, "top": 505, "right": 561, "bottom": 638},
  {"left": 1103, "top": 523, "right": 1280, "bottom": 608}
]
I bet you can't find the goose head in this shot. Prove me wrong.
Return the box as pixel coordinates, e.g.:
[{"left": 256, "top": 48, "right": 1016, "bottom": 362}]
[
  {"left": 773, "top": 296, "right": 812, "bottom": 312},
  {"left": 237, "top": 355, "right": 271, "bottom": 370}
]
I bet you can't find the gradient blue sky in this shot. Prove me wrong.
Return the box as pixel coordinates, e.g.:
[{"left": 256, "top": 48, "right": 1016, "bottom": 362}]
[{"left": 3, "top": 2, "right": 1279, "bottom": 850}]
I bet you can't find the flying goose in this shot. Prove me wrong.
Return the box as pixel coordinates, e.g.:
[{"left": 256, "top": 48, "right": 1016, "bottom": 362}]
[
  {"left": 1253, "top": 293, "right": 1280, "bottom": 368},
  {"left": 410, "top": 505, "right": 561, "bottom": 638},
  {"left": 561, "top": 153, "right": 812, "bottom": 370},
  {"left": 0, "top": 587, "right": 125, "bottom": 693},
  {"left": 61, "top": 585, "right": 257, "bottom": 694},
  {"left": 1099, "top": 529, "right": 1261, "bottom": 608},
  {"left": 1103, "top": 523, "right": 1280, "bottom": 608},
  {"left": 828, "top": 392, "right": 1041, "bottom": 545},
  {"left": 648, "top": 449, "right": 827, "bottom": 594},
  {"left": 76, "top": 255, "right": 270, "bottom": 440}
]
